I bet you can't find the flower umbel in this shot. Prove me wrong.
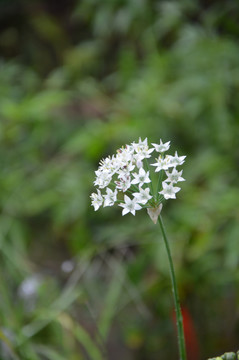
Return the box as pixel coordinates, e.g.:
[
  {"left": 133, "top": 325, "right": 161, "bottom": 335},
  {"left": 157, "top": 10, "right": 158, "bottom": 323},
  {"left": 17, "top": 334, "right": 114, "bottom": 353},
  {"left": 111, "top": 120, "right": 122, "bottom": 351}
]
[{"left": 91, "top": 138, "right": 186, "bottom": 222}]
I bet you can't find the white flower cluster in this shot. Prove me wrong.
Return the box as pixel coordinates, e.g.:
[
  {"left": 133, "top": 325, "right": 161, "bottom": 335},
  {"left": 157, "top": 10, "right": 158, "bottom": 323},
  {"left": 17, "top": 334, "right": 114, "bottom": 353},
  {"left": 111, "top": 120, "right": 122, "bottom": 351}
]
[{"left": 90, "top": 138, "right": 186, "bottom": 222}]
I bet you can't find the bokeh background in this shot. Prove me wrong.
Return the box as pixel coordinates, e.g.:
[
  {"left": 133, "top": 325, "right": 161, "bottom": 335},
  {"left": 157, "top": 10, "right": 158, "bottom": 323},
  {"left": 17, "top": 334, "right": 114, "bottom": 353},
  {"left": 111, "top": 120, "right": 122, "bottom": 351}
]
[{"left": 0, "top": 0, "right": 239, "bottom": 359}]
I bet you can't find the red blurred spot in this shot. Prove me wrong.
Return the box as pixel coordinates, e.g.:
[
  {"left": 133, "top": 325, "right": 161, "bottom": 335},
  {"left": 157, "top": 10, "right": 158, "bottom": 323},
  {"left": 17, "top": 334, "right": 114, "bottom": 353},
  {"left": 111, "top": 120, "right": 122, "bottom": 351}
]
[{"left": 172, "top": 306, "right": 200, "bottom": 360}]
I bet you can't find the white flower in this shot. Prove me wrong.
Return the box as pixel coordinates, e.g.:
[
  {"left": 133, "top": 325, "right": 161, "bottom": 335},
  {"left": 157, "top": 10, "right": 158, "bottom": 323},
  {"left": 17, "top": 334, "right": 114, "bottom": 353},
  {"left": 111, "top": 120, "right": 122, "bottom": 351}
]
[
  {"left": 94, "top": 170, "right": 111, "bottom": 189},
  {"left": 115, "top": 174, "right": 131, "bottom": 192},
  {"left": 169, "top": 151, "right": 186, "bottom": 167},
  {"left": 131, "top": 137, "right": 154, "bottom": 159},
  {"left": 117, "top": 162, "right": 135, "bottom": 178},
  {"left": 116, "top": 146, "right": 134, "bottom": 167},
  {"left": 133, "top": 187, "right": 152, "bottom": 205},
  {"left": 159, "top": 182, "right": 181, "bottom": 200},
  {"left": 119, "top": 195, "right": 142, "bottom": 216},
  {"left": 165, "top": 168, "right": 185, "bottom": 183},
  {"left": 98, "top": 155, "right": 118, "bottom": 176},
  {"left": 134, "top": 155, "right": 143, "bottom": 169},
  {"left": 90, "top": 189, "right": 103, "bottom": 210},
  {"left": 131, "top": 137, "right": 148, "bottom": 151},
  {"left": 103, "top": 188, "right": 118, "bottom": 207},
  {"left": 152, "top": 140, "right": 170, "bottom": 153},
  {"left": 131, "top": 168, "right": 151, "bottom": 187},
  {"left": 151, "top": 155, "right": 172, "bottom": 172}
]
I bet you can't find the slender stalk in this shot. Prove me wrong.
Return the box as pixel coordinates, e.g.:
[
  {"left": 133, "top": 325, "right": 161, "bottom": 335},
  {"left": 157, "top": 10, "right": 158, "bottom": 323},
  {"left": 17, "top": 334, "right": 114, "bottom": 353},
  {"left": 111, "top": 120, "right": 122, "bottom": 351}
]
[
  {"left": 156, "top": 169, "right": 164, "bottom": 201},
  {"left": 145, "top": 159, "right": 154, "bottom": 196},
  {"left": 158, "top": 215, "right": 187, "bottom": 360}
]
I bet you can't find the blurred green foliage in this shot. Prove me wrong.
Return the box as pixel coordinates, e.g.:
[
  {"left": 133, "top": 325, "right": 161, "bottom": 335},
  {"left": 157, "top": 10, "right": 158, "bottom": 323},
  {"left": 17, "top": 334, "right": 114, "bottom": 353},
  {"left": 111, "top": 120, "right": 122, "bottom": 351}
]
[{"left": 0, "top": 0, "right": 239, "bottom": 359}]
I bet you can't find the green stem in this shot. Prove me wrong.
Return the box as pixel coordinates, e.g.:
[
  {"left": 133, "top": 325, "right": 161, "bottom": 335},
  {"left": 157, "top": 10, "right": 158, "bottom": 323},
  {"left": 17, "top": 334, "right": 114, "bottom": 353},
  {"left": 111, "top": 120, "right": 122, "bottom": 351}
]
[
  {"left": 156, "top": 169, "right": 164, "bottom": 201},
  {"left": 158, "top": 215, "right": 187, "bottom": 360},
  {"left": 145, "top": 159, "right": 154, "bottom": 196}
]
